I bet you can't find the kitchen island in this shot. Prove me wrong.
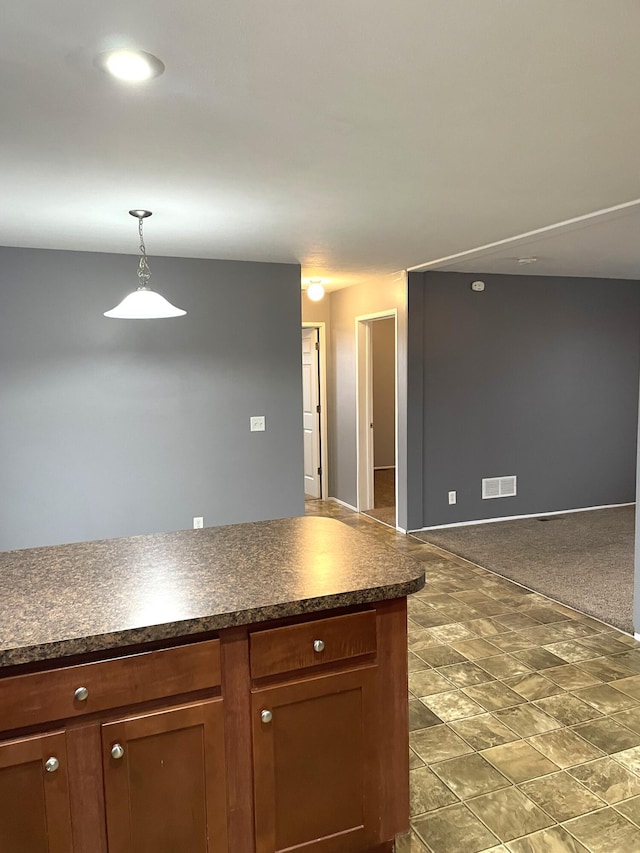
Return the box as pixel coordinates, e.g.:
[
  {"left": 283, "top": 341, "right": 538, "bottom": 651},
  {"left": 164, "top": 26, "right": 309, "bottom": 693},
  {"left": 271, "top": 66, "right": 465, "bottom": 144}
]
[{"left": 0, "top": 516, "right": 424, "bottom": 853}]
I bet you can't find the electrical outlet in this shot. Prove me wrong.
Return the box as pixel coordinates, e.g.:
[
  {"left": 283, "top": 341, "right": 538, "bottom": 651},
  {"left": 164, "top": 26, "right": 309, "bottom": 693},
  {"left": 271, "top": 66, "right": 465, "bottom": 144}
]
[
  {"left": 448, "top": 491, "right": 457, "bottom": 505},
  {"left": 250, "top": 415, "right": 266, "bottom": 432},
  {"left": 193, "top": 516, "right": 204, "bottom": 529}
]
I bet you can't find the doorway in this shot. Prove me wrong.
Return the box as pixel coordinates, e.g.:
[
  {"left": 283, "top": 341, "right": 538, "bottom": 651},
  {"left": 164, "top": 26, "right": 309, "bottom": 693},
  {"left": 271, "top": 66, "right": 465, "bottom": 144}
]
[
  {"left": 301, "top": 324, "right": 328, "bottom": 500},
  {"left": 356, "top": 312, "right": 398, "bottom": 527}
]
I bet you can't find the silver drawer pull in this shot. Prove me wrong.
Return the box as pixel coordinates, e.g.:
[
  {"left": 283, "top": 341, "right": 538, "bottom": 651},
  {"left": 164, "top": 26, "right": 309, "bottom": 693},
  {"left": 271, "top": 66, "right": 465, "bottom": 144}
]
[
  {"left": 313, "top": 639, "right": 325, "bottom": 653},
  {"left": 111, "top": 743, "right": 125, "bottom": 760},
  {"left": 261, "top": 709, "right": 273, "bottom": 724},
  {"left": 74, "top": 686, "right": 89, "bottom": 702},
  {"left": 44, "top": 756, "right": 59, "bottom": 773}
]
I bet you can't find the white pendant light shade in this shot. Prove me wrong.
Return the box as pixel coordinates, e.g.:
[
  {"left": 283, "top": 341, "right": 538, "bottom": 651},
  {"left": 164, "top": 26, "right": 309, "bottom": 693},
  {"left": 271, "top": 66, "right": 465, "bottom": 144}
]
[
  {"left": 104, "top": 288, "right": 186, "bottom": 319},
  {"left": 104, "top": 209, "right": 186, "bottom": 320}
]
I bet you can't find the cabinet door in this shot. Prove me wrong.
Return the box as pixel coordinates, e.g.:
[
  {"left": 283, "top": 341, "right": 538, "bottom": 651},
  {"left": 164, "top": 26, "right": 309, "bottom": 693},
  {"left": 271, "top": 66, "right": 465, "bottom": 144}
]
[
  {"left": 252, "top": 667, "right": 379, "bottom": 853},
  {"left": 0, "top": 730, "right": 73, "bottom": 853},
  {"left": 102, "top": 699, "right": 228, "bottom": 853}
]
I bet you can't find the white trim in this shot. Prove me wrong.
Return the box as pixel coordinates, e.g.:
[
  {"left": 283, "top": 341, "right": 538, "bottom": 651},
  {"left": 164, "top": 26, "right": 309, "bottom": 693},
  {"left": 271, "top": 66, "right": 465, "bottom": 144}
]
[
  {"left": 355, "top": 318, "right": 373, "bottom": 511},
  {"left": 355, "top": 310, "right": 400, "bottom": 321},
  {"left": 407, "top": 198, "right": 640, "bottom": 273},
  {"left": 392, "top": 311, "right": 400, "bottom": 532},
  {"left": 328, "top": 496, "right": 358, "bottom": 512},
  {"left": 374, "top": 465, "right": 395, "bottom": 471},
  {"left": 410, "top": 502, "right": 635, "bottom": 532},
  {"left": 302, "top": 321, "right": 328, "bottom": 500},
  {"left": 613, "top": 627, "right": 636, "bottom": 639},
  {"left": 355, "top": 310, "right": 398, "bottom": 529}
]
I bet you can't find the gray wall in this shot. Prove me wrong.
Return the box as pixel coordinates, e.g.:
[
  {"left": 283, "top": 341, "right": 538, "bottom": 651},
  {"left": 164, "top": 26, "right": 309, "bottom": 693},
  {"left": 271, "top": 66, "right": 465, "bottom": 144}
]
[
  {"left": 634, "top": 385, "right": 640, "bottom": 631},
  {"left": 411, "top": 271, "right": 640, "bottom": 528},
  {"left": 372, "top": 318, "right": 396, "bottom": 468},
  {"left": 0, "top": 246, "right": 304, "bottom": 550}
]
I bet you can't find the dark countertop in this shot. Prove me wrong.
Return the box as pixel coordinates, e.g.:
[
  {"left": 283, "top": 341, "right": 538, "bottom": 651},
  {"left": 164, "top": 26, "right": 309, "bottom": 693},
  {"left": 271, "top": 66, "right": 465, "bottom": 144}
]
[{"left": 0, "top": 516, "right": 424, "bottom": 668}]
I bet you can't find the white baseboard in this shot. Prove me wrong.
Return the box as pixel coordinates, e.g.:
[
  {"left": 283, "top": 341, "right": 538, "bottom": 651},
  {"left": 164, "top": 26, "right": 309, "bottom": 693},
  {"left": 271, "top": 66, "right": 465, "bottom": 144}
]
[
  {"left": 330, "top": 494, "right": 408, "bottom": 535},
  {"left": 328, "top": 496, "right": 358, "bottom": 513},
  {"left": 634, "top": 633, "right": 640, "bottom": 643},
  {"left": 410, "top": 502, "right": 635, "bottom": 533}
]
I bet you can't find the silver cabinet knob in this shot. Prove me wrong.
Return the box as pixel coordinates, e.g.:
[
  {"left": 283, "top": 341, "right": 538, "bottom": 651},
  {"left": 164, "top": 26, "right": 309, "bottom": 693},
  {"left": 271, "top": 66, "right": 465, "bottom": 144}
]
[
  {"left": 44, "top": 756, "right": 59, "bottom": 773},
  {"left": 313, "top": 639, "right": 325, "bottom": 653},
  {"left": 111, "top": 743, "right": 125, "bottom": 760},
  {"left": 74, "top": 686, "right": 89, "bottom": 702},
  {"left": 261, "top": 709, "right": 273, "bottom": 724}
]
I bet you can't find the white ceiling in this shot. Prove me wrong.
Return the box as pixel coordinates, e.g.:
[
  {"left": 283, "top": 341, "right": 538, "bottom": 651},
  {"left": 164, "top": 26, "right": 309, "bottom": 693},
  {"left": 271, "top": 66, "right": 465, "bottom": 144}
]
[
  {"left": 2, "top": 1, "right": 640, "bottom": 289},
  {"left": 414, "top": 200, "right": 640, "bottom": 280}
]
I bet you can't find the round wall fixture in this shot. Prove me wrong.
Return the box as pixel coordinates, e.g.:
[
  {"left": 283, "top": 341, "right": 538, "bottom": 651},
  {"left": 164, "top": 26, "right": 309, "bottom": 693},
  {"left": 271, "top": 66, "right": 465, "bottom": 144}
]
[
  {"left": 95, "top": 49, "right": 165, "bottom": 82},
  {"left": 471, "top": 280, "right": 485, "bottom": 292},
  {"left": 306, "top": 280, "right": 325, "bottom": 302}
]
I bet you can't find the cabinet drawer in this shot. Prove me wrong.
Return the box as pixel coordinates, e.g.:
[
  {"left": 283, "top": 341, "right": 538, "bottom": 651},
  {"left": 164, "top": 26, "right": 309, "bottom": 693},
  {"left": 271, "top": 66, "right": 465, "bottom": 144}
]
[
  {"left": 0, "top": 639, "right": 221, "bottom": 733},
  {"left": 250, "top": 611, "right": 376, "bottom": 680}
]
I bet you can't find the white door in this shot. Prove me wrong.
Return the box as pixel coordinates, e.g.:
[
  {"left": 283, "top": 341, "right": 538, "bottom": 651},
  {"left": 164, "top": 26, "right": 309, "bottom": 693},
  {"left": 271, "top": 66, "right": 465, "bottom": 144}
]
[{"left": 302, "top": 327, "right": 322, "bottom": 498}]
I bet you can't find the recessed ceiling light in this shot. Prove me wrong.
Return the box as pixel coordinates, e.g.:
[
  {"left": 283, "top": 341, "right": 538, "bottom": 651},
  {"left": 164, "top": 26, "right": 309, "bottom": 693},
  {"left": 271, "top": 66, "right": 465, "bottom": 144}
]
[
  {"left": 517, "top": 256, "right": 537, "bottom": 265},
  {"left": 95, "top": 49, "right": 165, "bottom": 82}
]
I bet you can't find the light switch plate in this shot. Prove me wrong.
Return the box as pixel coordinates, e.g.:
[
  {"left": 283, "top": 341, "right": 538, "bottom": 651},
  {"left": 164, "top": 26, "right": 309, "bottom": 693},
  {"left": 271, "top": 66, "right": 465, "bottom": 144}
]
[
  {"left": 250, "top": 415, "right": 266, "bottom": 432},
  {"left": 448, "top": 491, "right": 457, "bottom": 505}
]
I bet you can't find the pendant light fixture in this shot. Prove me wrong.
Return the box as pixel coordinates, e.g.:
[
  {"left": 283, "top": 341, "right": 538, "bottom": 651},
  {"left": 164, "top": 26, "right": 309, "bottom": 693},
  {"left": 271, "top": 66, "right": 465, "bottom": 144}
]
[{"left": 104, "top": 210, "right": 186, "bottom": 319}]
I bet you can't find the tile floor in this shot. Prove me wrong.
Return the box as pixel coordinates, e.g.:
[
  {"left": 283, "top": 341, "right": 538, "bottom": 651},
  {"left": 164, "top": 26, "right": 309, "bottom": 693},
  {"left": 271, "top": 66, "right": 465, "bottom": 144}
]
[
  {"left": 305, "top": 499, "right": 640, "bottom": 853},
  {"left": 362, "top": 468, "right": 396, "bottom": 527}
]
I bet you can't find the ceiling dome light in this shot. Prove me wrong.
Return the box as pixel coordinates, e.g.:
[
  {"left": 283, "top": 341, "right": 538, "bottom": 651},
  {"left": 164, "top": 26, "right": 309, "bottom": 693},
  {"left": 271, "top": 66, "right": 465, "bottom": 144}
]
[
  {"left": 104, "top": 210, "right": 186, "bottom": 319},
  {"left": 306, "top": 280, "right": 325, "bottom": 302},
  {"left": 96, "top": 49, "right": 165, "bottom": 82}
]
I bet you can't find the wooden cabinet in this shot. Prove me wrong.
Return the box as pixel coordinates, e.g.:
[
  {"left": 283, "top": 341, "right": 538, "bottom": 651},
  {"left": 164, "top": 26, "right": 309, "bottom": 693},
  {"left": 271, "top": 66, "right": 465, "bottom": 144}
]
[
  {"left": 0, "top": 703, "right": 228, "bottom": 853},
  {"left": 0, "top": 730, "right": 73, "bottom": 853},
  {"left": 0, "top": 640, "right": 226, "bottom": 853},
  {"left": 250, "top": 608, "right": 382, "bottom": 852},
  {"left": 249, "top": 611, "right": 377, "bottom": 680},
  {"left": 102, "top": 700, "right": 227, "bottom": 853},
  {"left": 0, "top": 601, "right": 409, "bottom": 853},
  {"left": 0, "top": 639, "right": 221, "bottom": 733},
  {"left": 252, "top": 668, "right": 379, "bottom": 853}
]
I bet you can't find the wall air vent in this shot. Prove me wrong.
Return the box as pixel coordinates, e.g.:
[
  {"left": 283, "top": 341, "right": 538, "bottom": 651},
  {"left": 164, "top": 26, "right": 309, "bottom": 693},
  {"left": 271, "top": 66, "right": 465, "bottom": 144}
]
[{"left": 482, "top": 476, "right": 517, "bottom": 499}]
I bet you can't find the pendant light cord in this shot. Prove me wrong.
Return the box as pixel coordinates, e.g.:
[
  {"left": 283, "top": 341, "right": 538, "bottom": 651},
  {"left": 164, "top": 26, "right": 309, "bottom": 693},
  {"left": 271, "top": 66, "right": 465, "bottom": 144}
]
[{"left": 137, "top": 217, "right": 151, "bottom": 290}]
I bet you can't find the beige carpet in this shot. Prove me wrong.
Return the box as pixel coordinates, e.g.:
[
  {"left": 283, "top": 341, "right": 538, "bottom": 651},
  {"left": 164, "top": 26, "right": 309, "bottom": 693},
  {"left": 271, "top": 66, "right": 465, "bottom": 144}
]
[{"left": 411, "top": 506, "right": 635, "bottom": 634}]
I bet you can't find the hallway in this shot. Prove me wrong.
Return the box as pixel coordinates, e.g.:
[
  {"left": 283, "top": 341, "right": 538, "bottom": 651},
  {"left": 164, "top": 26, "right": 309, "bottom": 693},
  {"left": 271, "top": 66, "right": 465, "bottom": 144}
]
[{"left": 363, "top": 468, "right": 396, "bottom": 527}]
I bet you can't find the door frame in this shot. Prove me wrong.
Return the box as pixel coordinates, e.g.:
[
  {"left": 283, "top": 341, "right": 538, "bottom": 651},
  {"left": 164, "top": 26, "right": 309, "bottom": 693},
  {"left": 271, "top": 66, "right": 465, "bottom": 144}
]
[
  {"left": 355, "top": 310, "right": 398, "bottom": 525},
  {"left": 302, "top": 322, "right": 328, "bottom": 500}
]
